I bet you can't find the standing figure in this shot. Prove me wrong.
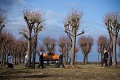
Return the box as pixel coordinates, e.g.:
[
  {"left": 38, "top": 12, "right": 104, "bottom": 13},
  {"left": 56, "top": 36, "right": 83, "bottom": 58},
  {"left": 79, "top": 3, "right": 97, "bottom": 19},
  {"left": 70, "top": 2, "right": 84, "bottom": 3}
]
[
  {"left": 57, "top": 51, "right": 65, "bottom": 68},
  {"left": 101, "top": 49, "right": 108, "bottom": 67},
  {"left": 38, "top": 51, "right": 44, "bottom": 69},
  {"left": 7, "top": 53, "right": 11, "bottom": 68},
  {"left": 7, "top": 53, "right": 14, "bottom": 68},
  {"left": 10, "top": 53, "right": 14, "bottom": 68},
  {"left": 25, "top": 51, "right": 28, "bottom": 68}
]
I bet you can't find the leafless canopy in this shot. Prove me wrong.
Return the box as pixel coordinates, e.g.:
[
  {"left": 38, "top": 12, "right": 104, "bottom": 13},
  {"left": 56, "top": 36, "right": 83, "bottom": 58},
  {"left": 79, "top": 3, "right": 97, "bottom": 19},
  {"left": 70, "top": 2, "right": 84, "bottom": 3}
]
[
  {"left": 104, "top": 12, "right": 120, "bottom": 37},
  {"left": 58, "top": 36, "right": 71, "bottom": 55},
  {"left": 39, "top": 45, "right": 45, "bottom": 52},
  {"left": 64, "top": 9, "right": 84, "bottom": 41},
  {"left": 78, "top": 36, "right": 94, "bottom": 57},
  {"left": 20, "top": 9, "right": 44, "bottom": 39},
  {"left": 0, "top": 9, "right": 7, "bottom": 33},
  {"left": 43, "top": 36, "right": 56, "bottom": 54}
]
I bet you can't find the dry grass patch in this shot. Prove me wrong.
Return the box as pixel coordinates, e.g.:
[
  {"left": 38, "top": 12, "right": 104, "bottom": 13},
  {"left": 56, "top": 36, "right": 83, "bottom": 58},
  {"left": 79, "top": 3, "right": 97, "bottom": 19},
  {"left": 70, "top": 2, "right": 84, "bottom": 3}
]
[{"left": 0, "top": 64, "right": 120, "bottom": 80}]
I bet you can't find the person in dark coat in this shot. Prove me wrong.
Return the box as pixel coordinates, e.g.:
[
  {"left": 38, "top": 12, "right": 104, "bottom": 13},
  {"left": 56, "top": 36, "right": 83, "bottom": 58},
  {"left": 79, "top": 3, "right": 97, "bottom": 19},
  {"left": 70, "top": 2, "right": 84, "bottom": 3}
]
[
  {"left": 101, "top": 49, "right": 108, "bottom": 67},
  {"left": 57, "top": 51, "right": 65, "bottom": 68},
  {"left": 38, "top": 51, "right": 44, "bottom": 69}
]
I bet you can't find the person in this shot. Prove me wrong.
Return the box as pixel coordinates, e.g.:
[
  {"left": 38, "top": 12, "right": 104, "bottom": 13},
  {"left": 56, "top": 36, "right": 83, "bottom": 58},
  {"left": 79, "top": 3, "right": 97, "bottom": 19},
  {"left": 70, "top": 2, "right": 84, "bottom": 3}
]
[
  {"left": 10, "top": 53, "right": 14, "bottom": 68},
  {"left": 38, "top": 51, "right": 44, "bottom": 69},
  {"left": 57, "top": 51, "right": 65, "bottom": 68},
  {"left": 25, "top": 51, "right": 28, "bottom": 68},
  {"left": 101, "top": 49, "right": 108, "bottom": 67},
  {"left": 7, "top": 53, "right": 14, "bottom": 68},
  {"left": 7, "top": 53, "right": 11, "bottom": 68}
]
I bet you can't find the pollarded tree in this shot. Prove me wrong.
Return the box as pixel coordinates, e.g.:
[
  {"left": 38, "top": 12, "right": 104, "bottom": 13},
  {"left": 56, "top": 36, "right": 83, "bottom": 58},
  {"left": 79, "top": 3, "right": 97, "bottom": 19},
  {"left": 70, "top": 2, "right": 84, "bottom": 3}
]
[
  {"left": 20, "top": 9, "right": 44, "bottom": 68},
  {"left": 58, "top": 36, "right": 71, "bottom": 64},
  {"left": 0, "top": 9, "right": 6, "bottom": 34},
  {"left": 43, "top": 36, "right": 56, "bottom": 54},
  {"left": 97, "top": 35, "right": 107, "bottom": 63},
  {"left": 64, "top": 9, "right": 84, "bottom": 66},
  {"left": 39, "top": 45, "right": 45, "bottom": 52},
  {"left": 104, "top": 12, "right": 120, "bottom": 66},
  {"left": 78, "top": 36, "right": 93, "bottom": 65}
]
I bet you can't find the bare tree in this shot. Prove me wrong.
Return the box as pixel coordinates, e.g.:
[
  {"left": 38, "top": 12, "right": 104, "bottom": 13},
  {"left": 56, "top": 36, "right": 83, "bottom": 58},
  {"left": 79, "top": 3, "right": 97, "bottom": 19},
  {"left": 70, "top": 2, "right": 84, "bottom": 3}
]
[
  {"left": 58, "top": 36, "right": 71, "bottom": 64},
  {"left": 0, "top": 32, "right": 7, "bottom": 66},
  {"left": 104, "top": 12, "right": 120, "bottom": 66},
  {"left": 63, "top": 9, "right": 84, "bottom": 66},
  {"left": 78, "top": 36, "right": 93, "bottom": 65},
  {"left": 43, "top": 36, "right": 56, "bottom": 54},
  {"left": 0, "top": 9, "right": 6, "bottom": 34},
  {"left": 20, "top": 9, "right": 44, "bottom": 68},
  {"left": 39, "top": 45, "right": 45, "bottom": 52},
  {"left": 97, "top": 35, "right": 107, "bottom": 63}
]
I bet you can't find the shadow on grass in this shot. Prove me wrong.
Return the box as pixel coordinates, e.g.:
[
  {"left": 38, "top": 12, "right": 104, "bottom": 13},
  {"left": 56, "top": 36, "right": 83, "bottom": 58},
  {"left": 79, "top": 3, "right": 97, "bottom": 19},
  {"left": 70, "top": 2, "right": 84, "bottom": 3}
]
[
  {"left": 0, "top": 74, "right": 52, "bottom": 79},
  {"left": 0, "top": 68, "right": 32, "bottom": 76}
]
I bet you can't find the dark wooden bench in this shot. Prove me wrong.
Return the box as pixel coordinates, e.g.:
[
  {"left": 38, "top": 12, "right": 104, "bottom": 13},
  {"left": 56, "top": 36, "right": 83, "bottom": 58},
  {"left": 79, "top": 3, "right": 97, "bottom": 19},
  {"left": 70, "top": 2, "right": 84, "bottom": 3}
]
[{"left": 43, "top": 59, "right": 59, "bottom": 68}]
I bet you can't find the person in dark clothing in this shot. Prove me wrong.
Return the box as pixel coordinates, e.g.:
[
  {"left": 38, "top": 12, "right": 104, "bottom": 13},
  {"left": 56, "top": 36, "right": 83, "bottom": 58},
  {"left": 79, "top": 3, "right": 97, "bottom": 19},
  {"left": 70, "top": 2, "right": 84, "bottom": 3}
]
[
  {"left": 57, "top": 51, "right": 65, "bottom": 68},
  {"left": 101, "top": 49, "right": 108, "bottom": 67},
  {"left": 38, "top": 51, "right": 44, "bottom": 69},
  {"left": 7, "top": 53, "right": 11, "bottom": 68}
]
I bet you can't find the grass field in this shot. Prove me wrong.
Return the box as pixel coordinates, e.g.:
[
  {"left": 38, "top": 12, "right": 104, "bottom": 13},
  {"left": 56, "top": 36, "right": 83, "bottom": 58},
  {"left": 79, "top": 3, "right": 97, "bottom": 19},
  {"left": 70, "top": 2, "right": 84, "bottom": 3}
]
[{"left": 0, "top": 63, "right": 120, "bottom": 80}]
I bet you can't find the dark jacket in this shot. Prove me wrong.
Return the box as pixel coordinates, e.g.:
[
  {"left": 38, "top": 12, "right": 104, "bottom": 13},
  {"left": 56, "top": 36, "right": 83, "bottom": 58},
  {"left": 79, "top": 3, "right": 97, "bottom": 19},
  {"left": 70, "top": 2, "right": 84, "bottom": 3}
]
[
  {"left": 39, "top": 53, "right": 43, "bottom": 61},
  {"left": 104, "top": 52, "right": 108, "bottom": 59},
  {"left": 59, "top": 54, "right": 63, "bottom": 61}
]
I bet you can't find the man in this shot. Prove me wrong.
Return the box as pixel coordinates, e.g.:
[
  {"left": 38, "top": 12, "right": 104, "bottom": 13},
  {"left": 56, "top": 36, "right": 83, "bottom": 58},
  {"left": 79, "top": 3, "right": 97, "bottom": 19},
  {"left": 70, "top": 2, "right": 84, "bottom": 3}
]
[
  {"left": 7, "top": 53, "right": 11, "bottom": 68},
  {"left": 101, "top": 49, "right": 108, "bottom": 67},
  {"left": 38, "top": 51, "right": 44, "bottom": 69},
  {"left": 25, "top": 51, "right": 28, "bottom": 68},
  {"left": 57, "top": 51, "right": 65, "bottom": 68},
  {"left": 7, "top": 53, "right": 14, "bottom": 68}
]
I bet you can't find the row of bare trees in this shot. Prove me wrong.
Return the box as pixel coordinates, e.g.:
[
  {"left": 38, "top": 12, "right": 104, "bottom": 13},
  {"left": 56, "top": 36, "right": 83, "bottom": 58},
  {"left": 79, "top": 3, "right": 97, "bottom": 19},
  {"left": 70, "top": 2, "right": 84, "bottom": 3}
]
[
  {"left": 0, "top": 32, "right": 27, "bottom": 66},
  {"left": 0, "top": 8, "right": 120, "bottom": 67}
]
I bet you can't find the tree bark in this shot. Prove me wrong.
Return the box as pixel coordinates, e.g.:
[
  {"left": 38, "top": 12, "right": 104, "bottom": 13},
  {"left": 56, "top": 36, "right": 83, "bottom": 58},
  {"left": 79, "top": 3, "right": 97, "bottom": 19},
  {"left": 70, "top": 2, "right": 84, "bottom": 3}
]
[
  {"left": 32, "top": 36, "right": 37, "bottom": 68},
  {"left": 28, "top": 38, "right": 32, "bottom": 68},
  {"left": 83, "top": 55, "right": 87, "bottom": 65},
  {"left": 70, "top": 28, "right": 76, "bottom": 66},
  {"left": 112, "top": 34, "right": 117, "bottom": 66}
]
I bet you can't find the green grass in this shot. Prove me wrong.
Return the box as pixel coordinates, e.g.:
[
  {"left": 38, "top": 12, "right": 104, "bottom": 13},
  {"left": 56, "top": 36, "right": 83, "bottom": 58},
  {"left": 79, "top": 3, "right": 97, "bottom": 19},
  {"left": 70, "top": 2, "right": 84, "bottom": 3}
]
[{"left": 0, "top": 64, "right": 120, "bottom": 80}]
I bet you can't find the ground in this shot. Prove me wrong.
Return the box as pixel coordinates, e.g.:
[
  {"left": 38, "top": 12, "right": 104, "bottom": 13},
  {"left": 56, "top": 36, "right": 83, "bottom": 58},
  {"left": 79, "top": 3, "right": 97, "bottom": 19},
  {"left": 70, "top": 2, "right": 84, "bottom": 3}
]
[{"left": 0, "top": 63, "right": 120, "bottom": 80}]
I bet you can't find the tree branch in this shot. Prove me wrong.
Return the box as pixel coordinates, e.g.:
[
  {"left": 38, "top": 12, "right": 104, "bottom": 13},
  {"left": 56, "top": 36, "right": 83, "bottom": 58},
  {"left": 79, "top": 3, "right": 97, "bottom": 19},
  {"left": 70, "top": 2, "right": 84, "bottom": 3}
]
[{"left": 76, "top": 31, "right": 84, "bottom": 36}]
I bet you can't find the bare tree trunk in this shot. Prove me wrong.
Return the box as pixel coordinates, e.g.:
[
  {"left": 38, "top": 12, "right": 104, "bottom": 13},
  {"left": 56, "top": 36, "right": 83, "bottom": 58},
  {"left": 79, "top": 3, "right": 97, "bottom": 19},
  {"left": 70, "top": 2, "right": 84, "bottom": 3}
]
[
  {"left": 98, "top": 53, "right": 100, "bottom": 63},
  {"left": 101, "top": 53, "right": 103, "bottom": 63},
  {"left": 70, "top": 29, "right": 76, "bottom": 66},
  {"left": 83, "top": 55, "right": 87, "bottom": 65},
  {"left": 32, "top": 36, "right": 37, "bottom": 68},
  {"left": 3, "top": 54, "right": 5, "bottom": 66},
  {"left": 112, "top": 35, "right": 117, "bottom": 66},
  {"left": 28, "top": 38, "right": 32, "bottom": 67}
]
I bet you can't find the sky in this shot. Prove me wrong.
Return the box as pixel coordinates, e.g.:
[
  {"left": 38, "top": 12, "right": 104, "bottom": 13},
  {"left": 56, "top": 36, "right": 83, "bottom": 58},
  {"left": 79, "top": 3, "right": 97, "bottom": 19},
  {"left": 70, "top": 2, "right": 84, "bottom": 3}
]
[{"left": 1, "top": 0, "right": 120, "bottom": 62}]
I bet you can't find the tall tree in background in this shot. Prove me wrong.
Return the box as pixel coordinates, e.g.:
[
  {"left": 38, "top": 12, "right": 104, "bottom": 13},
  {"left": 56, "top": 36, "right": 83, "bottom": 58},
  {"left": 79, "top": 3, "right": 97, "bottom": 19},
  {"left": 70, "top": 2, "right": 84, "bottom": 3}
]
[
  {"left": 0, "top": 9, "right": 6, "bottom": 34},
  {"left": 104, "top": 12, "right": 120, "bottom": 66},
  {"left": 43, "top": 37, "right": 56, "bottom": 54},
  {"left": 20, "top": 9, "right": 44, "bottom": 68},
  {"left": 78, "top": 36, "right": 93, "bottom": 65},
  {"left": 97, "top": 35, "right": 107, "bottom": 63},
  {"left": 58, "top": 36, "right": 71, "bottom": 64},
  {"left": 64, "top": 9, "right": 84, "bottom": 66}
]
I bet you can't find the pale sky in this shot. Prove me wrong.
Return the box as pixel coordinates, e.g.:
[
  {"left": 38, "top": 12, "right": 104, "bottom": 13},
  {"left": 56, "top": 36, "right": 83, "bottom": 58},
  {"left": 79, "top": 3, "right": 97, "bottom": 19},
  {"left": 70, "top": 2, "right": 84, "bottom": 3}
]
[{"left": 1, "top": 0, "right": 120, "bottom": 61}]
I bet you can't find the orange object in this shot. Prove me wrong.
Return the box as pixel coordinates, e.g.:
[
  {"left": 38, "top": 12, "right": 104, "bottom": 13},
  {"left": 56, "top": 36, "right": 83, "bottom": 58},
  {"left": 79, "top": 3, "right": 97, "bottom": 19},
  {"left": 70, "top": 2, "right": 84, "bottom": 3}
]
[{"left": 43, "top": 53, "right": 59, "bottom": 60}]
